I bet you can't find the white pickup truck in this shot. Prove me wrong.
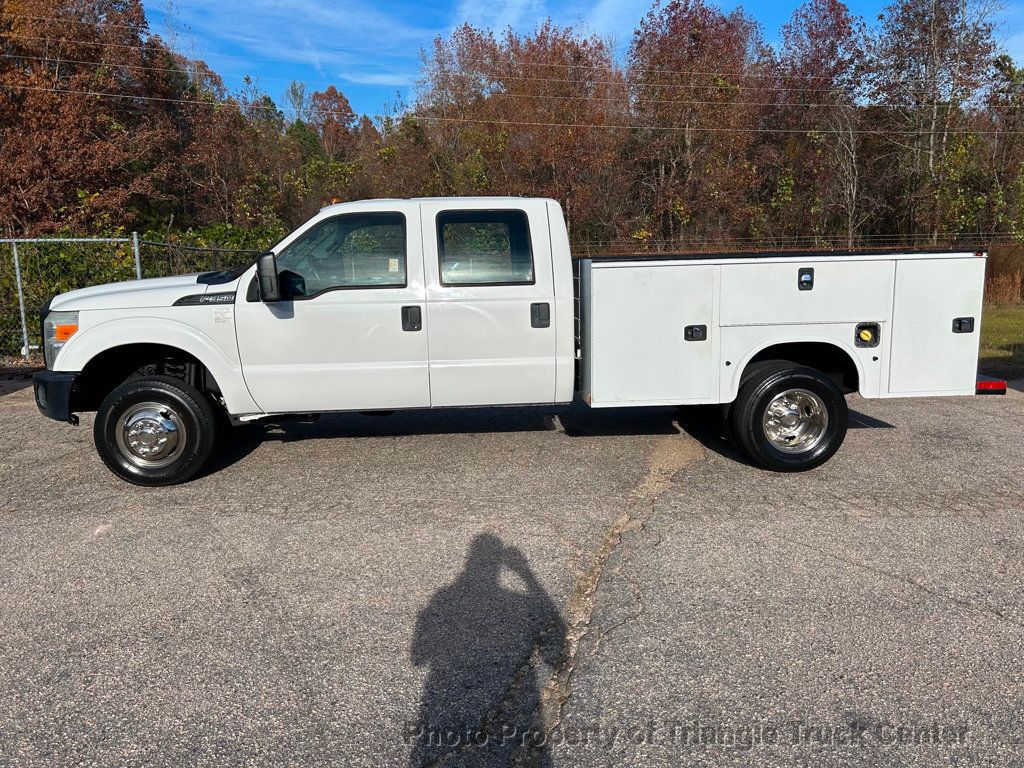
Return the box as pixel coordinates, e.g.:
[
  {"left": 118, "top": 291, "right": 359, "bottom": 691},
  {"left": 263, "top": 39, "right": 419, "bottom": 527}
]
[{"left": 33, "top": 197, "right": 1005, "bottom": 485}]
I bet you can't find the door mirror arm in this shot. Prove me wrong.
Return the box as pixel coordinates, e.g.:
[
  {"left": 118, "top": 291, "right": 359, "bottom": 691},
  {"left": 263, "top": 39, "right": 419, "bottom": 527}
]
[{"left": 256, "top": 252, "right": 281, "bottom": 302}]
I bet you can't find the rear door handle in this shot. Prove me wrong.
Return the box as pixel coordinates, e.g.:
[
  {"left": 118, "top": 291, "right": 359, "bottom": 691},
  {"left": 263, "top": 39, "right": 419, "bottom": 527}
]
[
  {"left": 401, "top": 305, "right": 422, "bottom": 332},
  {"left": 531, "top": 302, "right": 550, "bottom": 328}
]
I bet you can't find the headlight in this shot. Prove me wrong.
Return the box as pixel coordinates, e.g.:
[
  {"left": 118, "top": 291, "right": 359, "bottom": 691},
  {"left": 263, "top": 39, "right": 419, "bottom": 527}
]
[{"left": 43, "top": 311, "right": 79, "bottom": 368}]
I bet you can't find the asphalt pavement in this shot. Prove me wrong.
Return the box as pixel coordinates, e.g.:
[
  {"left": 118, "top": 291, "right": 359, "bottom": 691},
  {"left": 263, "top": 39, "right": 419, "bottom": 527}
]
[{"left": 0, "top": 373, "right": 1022, "bottom": 767}]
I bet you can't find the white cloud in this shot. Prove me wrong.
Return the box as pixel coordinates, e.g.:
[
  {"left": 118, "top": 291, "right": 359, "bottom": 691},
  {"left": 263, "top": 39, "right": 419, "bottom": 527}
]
[
  {"left": 445, "top": 0, "right": 648, "bottom": 56},
  {"left": 298, "top": 36, "right": 324, "bottom": 75},
  {"left": 575, "top": 0, "right": 650, "bottom": 55},
  {"left": 157, "top": 0, "right": 443, "bottom": 90},
  {"left": 584, "top": 0, "right": 647, "bottom": 38},
  {"left": 338, "top": 70, "right": 417, "bottom": 86},
  {"left": 453, "top": 0, "right": 547, "bottom": 32}
]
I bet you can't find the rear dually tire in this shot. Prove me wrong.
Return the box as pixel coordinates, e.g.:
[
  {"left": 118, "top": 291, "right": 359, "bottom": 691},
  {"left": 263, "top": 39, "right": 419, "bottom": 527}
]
[{"left": 728, "top": 361, "right": 848, "bottom": 472}]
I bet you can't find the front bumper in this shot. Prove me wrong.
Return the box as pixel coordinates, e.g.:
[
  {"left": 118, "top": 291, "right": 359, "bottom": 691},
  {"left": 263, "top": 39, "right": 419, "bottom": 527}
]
[{"left": 33, "top": 370, "right": 79, "bottom": 423}]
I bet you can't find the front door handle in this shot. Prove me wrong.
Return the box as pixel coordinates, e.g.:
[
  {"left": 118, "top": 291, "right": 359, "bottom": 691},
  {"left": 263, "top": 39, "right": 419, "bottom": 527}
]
[
  {"left": 531, "top": 302, "right": 550, "bottom": 328},
  {"left": 401, "top": 305, "right": 422, "bottom": 332}
]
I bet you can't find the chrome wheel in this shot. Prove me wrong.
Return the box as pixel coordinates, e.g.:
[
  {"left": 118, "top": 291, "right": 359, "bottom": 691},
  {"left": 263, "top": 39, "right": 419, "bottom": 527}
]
[
  {"left": 761, "top": 388, "right": 829, "bottom": 454},
  {"left": 114, "top": 401, "right": 187, "bottom": 469}
]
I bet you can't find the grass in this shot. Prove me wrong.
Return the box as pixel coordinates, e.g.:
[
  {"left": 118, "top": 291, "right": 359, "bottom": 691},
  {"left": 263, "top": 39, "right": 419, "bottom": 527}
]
[{"left": 980, "top": 305, "right": 1024, "bottom": 380}]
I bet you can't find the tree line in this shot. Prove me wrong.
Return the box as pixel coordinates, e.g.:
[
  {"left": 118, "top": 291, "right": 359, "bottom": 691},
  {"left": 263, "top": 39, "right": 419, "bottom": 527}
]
[{"left": 2, "top": 0, "right": 1024, "bottom": 259}]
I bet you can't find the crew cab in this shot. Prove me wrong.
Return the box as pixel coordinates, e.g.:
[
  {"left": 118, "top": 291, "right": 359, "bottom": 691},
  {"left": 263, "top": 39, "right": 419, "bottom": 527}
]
[{"left": 33, "top": 197, "right": 1005, "bottom": 485}]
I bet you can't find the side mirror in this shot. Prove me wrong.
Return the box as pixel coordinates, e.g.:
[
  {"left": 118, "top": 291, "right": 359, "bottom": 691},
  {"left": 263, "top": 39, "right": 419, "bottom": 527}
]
[{"left": 256, "top": 252, "right": 281, "bottom": 302}]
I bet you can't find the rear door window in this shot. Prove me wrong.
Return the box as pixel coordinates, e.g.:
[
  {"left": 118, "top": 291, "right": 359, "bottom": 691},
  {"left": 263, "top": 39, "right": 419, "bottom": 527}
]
[{"left": 436, "top": 210, "right": 534, "bottom": 286}]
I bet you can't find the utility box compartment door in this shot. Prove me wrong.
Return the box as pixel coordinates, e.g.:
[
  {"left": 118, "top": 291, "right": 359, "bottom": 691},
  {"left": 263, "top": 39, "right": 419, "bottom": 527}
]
[
  {"left": 888, "top": 257, "right": 985, "bottom": 396},
  {"left": 719, "top": 260, "right": 894, "bottom": 326},
  {"left": 587, "top": 264, "right": 716, "bottom": 405}
]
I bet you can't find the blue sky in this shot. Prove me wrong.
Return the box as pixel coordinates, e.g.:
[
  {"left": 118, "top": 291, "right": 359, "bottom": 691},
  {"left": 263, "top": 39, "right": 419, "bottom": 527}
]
[{"left": 144, "top": 0, "right": 1024, "bottom": 118}]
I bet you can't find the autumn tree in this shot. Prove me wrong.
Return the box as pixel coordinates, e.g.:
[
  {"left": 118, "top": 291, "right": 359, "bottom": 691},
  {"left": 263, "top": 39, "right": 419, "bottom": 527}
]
[
  {"left": 628, "top": 0, "right": 773, "bottom": 248},
  {"left": 1, "top": 0, "right": 1021, "bottom": 257},
  {"left": 985, "top": 56, "right": 1024, "bottom": 238},
  {"left": 778, "top": 0, "right": 869, "bottom": 246},
  {"left": 869, "top": 0, "right": 998, "bottom": 241},
  {"left": 309, "top": 85, "right": 358, "bottom": 160},
  {"left": 0, "top": 0, "right": 291, "bottom": 234},
  {"left": 415, "top": 22, "right": 629, "bottom": 242},
  {"left": 0, "top": 0, "right": 185, "bottom": 233}
]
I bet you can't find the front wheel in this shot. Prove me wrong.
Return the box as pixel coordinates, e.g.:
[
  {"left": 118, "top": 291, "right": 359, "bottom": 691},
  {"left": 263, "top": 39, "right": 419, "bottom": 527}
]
[
  {"left": 728, "top": 362, "right": 848, "bottom": 472},
  {"left": 94, "top": 375, "right": 218, "bottom": 485}
]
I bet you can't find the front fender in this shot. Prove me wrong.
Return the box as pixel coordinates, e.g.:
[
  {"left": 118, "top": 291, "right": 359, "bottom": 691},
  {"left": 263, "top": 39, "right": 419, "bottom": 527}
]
[{"left": 55, "top": 315, "right": 260, "bottom": 415}]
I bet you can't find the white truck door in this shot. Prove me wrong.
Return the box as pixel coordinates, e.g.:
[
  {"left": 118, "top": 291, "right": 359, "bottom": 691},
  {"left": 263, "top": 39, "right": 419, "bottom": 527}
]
[
  {"left": 234, "top": 206, "right": 430, "bottom": 413},
  {"left": 419, "top": 201, "right": 557, "bottom": 406},
  {"left": 583, "top": 261, "right": 717, "bottom": 405},
  {"left": 887, "top": 255, "right": 986, "bottom": 396}
]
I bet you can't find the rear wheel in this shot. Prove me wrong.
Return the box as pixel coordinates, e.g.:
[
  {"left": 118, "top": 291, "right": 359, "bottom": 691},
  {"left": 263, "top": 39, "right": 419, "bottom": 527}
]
[
  {"left": 728, "top": 361, "right": 848, "bottom": 472},
  {"left": 94, "top": 375, "right": 217, "bottom": 486}
]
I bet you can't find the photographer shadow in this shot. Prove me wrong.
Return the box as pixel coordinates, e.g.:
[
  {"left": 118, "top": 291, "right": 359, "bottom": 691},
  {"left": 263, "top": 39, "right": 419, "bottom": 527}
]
[{"left": 407, "top": 534, "right": 566, "bottom": 767}]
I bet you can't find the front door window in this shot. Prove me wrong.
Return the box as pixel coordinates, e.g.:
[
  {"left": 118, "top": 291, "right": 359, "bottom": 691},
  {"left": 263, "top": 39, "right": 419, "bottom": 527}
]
[{"left": 276, "top": 212, "right": 407, "bottom": 299}]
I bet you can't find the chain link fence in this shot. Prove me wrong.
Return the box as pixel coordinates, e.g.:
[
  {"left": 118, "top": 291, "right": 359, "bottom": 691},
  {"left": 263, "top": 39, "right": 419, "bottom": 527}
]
[
  {"left": 571, "top": 232, "right": 1016, "bottom": 256},
  {"left": 1, "top": 235, "right": 259, "bottom": 360},
  {"left": 139, "top": 238, "right": 259, "bottom": 278}
]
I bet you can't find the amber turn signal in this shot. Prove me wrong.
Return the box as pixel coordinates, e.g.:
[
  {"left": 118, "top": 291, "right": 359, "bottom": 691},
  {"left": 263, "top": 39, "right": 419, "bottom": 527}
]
[{"left": 54, "top": 323, "right": 78, "bottom": 342}]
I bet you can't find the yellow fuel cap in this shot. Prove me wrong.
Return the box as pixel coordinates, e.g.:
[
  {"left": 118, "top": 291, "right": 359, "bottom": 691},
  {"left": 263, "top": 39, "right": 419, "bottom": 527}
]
[{"left": 855, "top": 323, "right": 880, "bottom": 348}]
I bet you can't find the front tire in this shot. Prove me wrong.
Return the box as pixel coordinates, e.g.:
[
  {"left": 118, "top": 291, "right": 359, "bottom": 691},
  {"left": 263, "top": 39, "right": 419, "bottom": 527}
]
[
  {"left": 729, "top": 361, "right": 848, "bottom": 472},
  {"left": 94, "top": 375, "right": 217, "bottom": 486}
]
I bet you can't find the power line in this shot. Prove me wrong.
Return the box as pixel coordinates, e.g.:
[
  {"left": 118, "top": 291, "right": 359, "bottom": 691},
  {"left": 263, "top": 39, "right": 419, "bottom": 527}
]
[
  {"left": 426, "top": 70, "right": 1006, "bottom": 95},
  {"left": 0, "top": 31, "right": 341, "bottom": 79},
  {"left": 0, "top": 11, "right": 151, "bottom": 35},
  {"left": 442, "top": 54, "right": 973, "bottom": 87},
  {"left": 417, "top": 114, "right": 1024, "bottom": 136},
  {"left": 1, "top": 11, "right": 999, "bottom": 88},
  {"left": 429, "top": 87, "right": 1018, "bottom": 112},
  {"left": 6, "top": 31, "right": 1023, "bottom": 96},
  {"left": 8, "top": 52, "right": 1019, "bottom": 112},
  {"left": 2, "top": 81, "right": 263, "bottom": 111},
  {"left": 572, "top": 239, "right": 1013, "bottom": 254},
  {"left": 2, "top": 51, "right": 190, "bottom": 77},
  {"left": 0, "top": 51, "right": 392, "bottom": 99},
  {"left": 1, "top": 31, "right": 379, "bottom": 82},
  {"left": 5, "top": 82, "right": 1021, "bottom": 134},
  {"left": 572, "top": 231, "right": 1013, "bottom": 245},
  {"left": 3, "top": 51, "right": 236, "bottom": 79}
]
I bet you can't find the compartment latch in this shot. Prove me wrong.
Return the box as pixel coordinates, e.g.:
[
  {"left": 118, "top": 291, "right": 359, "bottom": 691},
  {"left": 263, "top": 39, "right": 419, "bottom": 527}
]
[{"left": 684, "top": 325, "right": 708, "bottom": 342}]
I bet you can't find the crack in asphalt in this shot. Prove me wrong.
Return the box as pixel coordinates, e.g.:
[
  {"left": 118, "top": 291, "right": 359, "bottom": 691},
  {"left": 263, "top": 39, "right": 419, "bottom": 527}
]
[
  {"left": 518, "top": 426, "right": 706, "bottom": 765},
  {"left": 414, "top": 423, "right": 710, "bottom": 768},
  {"left": 589, "top": 526, "right": 650, "bottom": 656},
  {"left": 772, "top": 534, "right": 1024, "bottom": 630},
  {"left": 419, "top": 642, "right": 548, "bottom": 768}
]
